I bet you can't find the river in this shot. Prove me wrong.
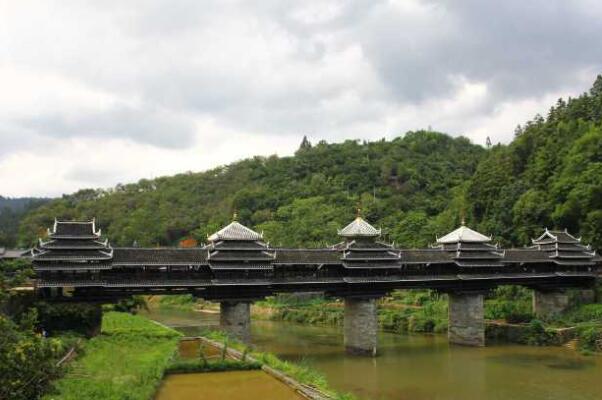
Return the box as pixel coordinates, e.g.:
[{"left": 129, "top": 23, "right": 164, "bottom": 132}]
[{"left": 143, "top": 308, "right": 602, "bottom": 400}]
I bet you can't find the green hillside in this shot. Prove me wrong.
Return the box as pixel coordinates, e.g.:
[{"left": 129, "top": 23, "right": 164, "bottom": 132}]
[{"left": 15, "top": 75, "right": 602, "bottom": 250}]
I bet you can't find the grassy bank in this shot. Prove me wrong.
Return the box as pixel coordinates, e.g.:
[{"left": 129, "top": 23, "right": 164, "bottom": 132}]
[
  {"left": 44, "top": 312, "right": 181, "bottom": 400},
  {"left": 202, "top": 329, "right": 356, "bottom": 400}
]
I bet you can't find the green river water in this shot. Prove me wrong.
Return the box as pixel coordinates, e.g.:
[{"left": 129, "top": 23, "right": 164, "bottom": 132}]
[{"left": 143, "top": 308, "right": 602, "bottom": 400}]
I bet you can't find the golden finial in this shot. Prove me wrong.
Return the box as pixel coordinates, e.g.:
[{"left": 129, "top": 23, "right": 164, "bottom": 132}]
[
  {"left": 232, "top": 210, "right": 238, "bottom": 221},
  {"left": 460, "top": 210, "right": 466, "bottom": 226}
]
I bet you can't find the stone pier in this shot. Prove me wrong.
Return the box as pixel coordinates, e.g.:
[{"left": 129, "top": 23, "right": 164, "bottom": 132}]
[
  {"left": 532, "top": 290, "right": 569, "bottom": 319},
  {"left": 344, "top": 297, "right": 378, "bottom": 356},
  {"left": 448, "top": 292, "right": 485, "bottom": 346},
  {"left": 220, "top": 301, "right": 251, "bottom": 342}
]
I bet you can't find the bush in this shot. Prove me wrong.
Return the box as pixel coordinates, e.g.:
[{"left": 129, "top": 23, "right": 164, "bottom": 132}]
[
  {"left": 524, "top": 320, "right": 555, "bottom": 346},
  {"left": 0, "top": 313, "right": 63, "bottom": 400},
  {"left": 576, "top": 325, "right": 602, "bottom": 353},
  {"left": 35, "top": 302, "right": 102, "bottom": 337},
  {"left": 485, "top": 299, "right": 533, "bottom": 323}
]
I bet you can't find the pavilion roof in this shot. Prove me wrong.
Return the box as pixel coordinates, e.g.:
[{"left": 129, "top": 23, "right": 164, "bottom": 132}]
[
  {"left": 208, "top": 221, "right": 263, "bottom": 242},
  {"left": 436, "top": 225, "right": 491, "bottom": 244},
  {"left": 338, "top": 217, "right": 381, "bottom": 238},
  {"left": 49, "top": 219, "right": 100, "bottom": 238}
]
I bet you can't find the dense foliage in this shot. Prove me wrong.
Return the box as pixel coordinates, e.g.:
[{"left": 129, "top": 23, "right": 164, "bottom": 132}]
[
  {"left": 0, "top": 314, "right": 63, "bottom": 400},
  {"left": 0, "top": 259, "right": 64, "bottom": 400},
  {"left": 468, "top": 75, "right": 602, "bottom": 247}
]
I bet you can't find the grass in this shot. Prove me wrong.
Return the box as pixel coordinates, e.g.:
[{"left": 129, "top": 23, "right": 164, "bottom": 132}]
[
  {"left": 155, "top": 294, "right": 198, "bottom": 310},
  {"left": 44, "top": 312, "right": 182, "bottom": 400},
  {"left": 166, "top": 359, "right": 262, "bottom": 374}
]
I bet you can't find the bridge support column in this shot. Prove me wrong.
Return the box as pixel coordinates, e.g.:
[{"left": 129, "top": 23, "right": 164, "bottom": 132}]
[
  {"left": 344, "top": 297, "right": 378, "bottom": 356},
  {"left": 532, "top": 290, "right": 569, "bottom": 319},
  {"left": 220, "top": 301, "right": 251, "bottom": 342},
  {"left": 448, "top": 292, "right": 485, "bottom": 347}
]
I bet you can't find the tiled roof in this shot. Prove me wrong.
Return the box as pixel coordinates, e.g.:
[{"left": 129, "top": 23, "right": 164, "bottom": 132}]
[
  {"left": 401, "top": 250, "right": 454, "bottom": 264},
  {"left": 112, "top": 248, "right": 207, "bottom": 265},
  {"left": 533, "top": 229, "right": 581, "bottom": 244},
  {"left": 33, "top": 249, "right": 113, "bottom": 261},
  {"left": 0, "top": 248, "right": 26, "bottom": 259},
  {"left": 338, "top": 217, "right": 381, "bottom": 237},
  {"left": 530, "top": 228, "right": 596, "bottom": 265},
  {"left": 209, "top": 263, "right": 273, "bottom": 270},
  {"left": 209, "top": 250, "right": 274, "bottom": 261},
  {"left": 208, "top": 221, "right": 263, "bottom": 241},
  {"left": 34, "top": 263, "right": 113, "bottom": 271},
  {"left": 274, "top": 249, "right": 340, "bottom": 264},
  {"left": 50, "top": 220, "right": 100, "bottom": 238},
  {"left": 436, "top": 225, "right": 491, "bottom": 244},
  {"left": 40, "top": 239, "right": 109, "bottom": 250}
]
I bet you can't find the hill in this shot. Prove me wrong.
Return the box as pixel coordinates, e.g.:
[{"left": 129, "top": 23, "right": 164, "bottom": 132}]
[
  {"left": 17, "top": 132, "right": 484, "bottom": 248},
  {"left": 0, "top": 197, "right": 51, "bottom": 247},
  {"left": 15, "top": 75, "right": 602, "bottom": 250}
]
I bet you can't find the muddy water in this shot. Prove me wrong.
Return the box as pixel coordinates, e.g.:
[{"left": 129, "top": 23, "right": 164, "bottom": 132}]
[
  {"left": 143, "top": 308, "right": 602, "bottom": 400},
  {"left": 154, "top": 371, "right": 303, "bottom": 400}
]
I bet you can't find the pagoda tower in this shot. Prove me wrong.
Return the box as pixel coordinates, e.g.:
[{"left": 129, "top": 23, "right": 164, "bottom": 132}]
[
  {"left": 336, "top": 215, "right": 401, "bottom": 272},
  {"left": 336, "top": 214, "right": 398, "bottom": 356},
  {"left": 32, "top": 219, "right": 113, "bottom": 292},
  {"left": 530, "top": 228, "right": 596, "bottom": 266},
  {"left": 206, "top": 218, "right": 275, "bottom": 342},
  {"left": 433, "top": 223, "right": 498, "bottom": 347},
  {"left": 433, "top": 223, "right": 504, "bottom": 268}
]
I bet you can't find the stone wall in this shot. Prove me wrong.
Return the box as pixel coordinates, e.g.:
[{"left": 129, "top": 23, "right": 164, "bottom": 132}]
[
  {"left": 448, "top": 292, "right": 485, "bottom": 346},
  {"left": 220, "top": 301, "right": 251, "bottom": 342},
  {"left": 532, "top": 290, "right": 569, "bottom": 318},
  {"left": 344, "top": 297, "right": 377, "bottom": 356}
]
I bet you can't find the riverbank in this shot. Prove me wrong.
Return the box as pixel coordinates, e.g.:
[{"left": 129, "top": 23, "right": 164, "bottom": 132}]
[
  {"left": 44, "top": 310, "right": 353, "bottom": 400},
  {"left": 44, "top": 312, "right": 182, "bottom": 400},
  {"left": 143, "top": 304, "right": 602, "bottom": 400},
  {"left": 148, "top": 287, "right": 602, "bottom": 353}
]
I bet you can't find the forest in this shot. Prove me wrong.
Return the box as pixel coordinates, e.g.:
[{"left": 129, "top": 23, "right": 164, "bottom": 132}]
[{"left": 4, "top": 75, "right": 602, "bottom": 251}]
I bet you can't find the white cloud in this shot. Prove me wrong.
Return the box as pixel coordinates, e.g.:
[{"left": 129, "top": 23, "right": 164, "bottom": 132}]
[{"left": 0, "top": 0, "right": 600, "bottom": 196}]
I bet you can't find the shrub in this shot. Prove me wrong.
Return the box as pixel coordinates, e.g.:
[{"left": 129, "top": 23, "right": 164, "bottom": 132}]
[
  {"left": 35, "top": 302, "right": 102, "bottom": 337},
  {"left": 524, "top": 320, "right": 555, "bottom": 346},
  {"left": 0, "top": 313, "right": 63, "bottom": 400},
  {"left": 576, "top": 325, "right": 602, "bottom": 353}
]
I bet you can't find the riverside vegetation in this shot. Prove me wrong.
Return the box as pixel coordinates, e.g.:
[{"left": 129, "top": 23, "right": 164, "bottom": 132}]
[{"left": 155, "top": 284, "right": 602, "bottom": 355}]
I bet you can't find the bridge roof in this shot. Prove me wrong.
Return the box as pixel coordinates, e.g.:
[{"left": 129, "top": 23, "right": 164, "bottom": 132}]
[
  {"left": 274, "top": 249, "right": 340, "bottom": 264},
  {"left": 437, "top": 225, "right": 491, "bottom": 244},
  {"left": 208, "top": 221, "right": 263, "bottom": 241},
  {"left": 338, "top": 217, "right": 381, "bottom": 238},
  {"left": 50, "top": 219, "right": 100, "bottom": 239},
  {"left": 112, "top": 248, "right": 207, "bottom": 265}
]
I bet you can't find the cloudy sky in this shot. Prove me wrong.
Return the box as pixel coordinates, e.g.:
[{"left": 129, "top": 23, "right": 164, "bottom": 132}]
[{"left": 1, "top": 0, "right": 601, "bottom": 197}]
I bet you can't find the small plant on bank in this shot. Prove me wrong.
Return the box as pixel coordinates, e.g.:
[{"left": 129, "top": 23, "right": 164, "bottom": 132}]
[{"left": 220, "top": 338, "right": 229, "bottom": 361}]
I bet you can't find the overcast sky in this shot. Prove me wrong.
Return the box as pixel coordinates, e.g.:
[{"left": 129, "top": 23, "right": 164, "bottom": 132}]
[{"left": 1, "top": 1, "right": 601, "bottom": 197}]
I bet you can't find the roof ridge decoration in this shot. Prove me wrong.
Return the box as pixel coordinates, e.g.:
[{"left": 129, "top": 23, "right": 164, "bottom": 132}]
[
  {"left": 208, "top": 221, "right": 263, "bottom": 242},
  {"left": 338, "top": 216, "right": 381, "bottom": 238},
  {"left": 436, "top": 225, "right": 491, "bottom": 244}
]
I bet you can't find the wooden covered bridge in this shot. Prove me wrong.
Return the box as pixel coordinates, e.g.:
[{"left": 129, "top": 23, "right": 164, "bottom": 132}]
[{"left": 25, "top": 217, "right": 601, "bottom": 355}]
